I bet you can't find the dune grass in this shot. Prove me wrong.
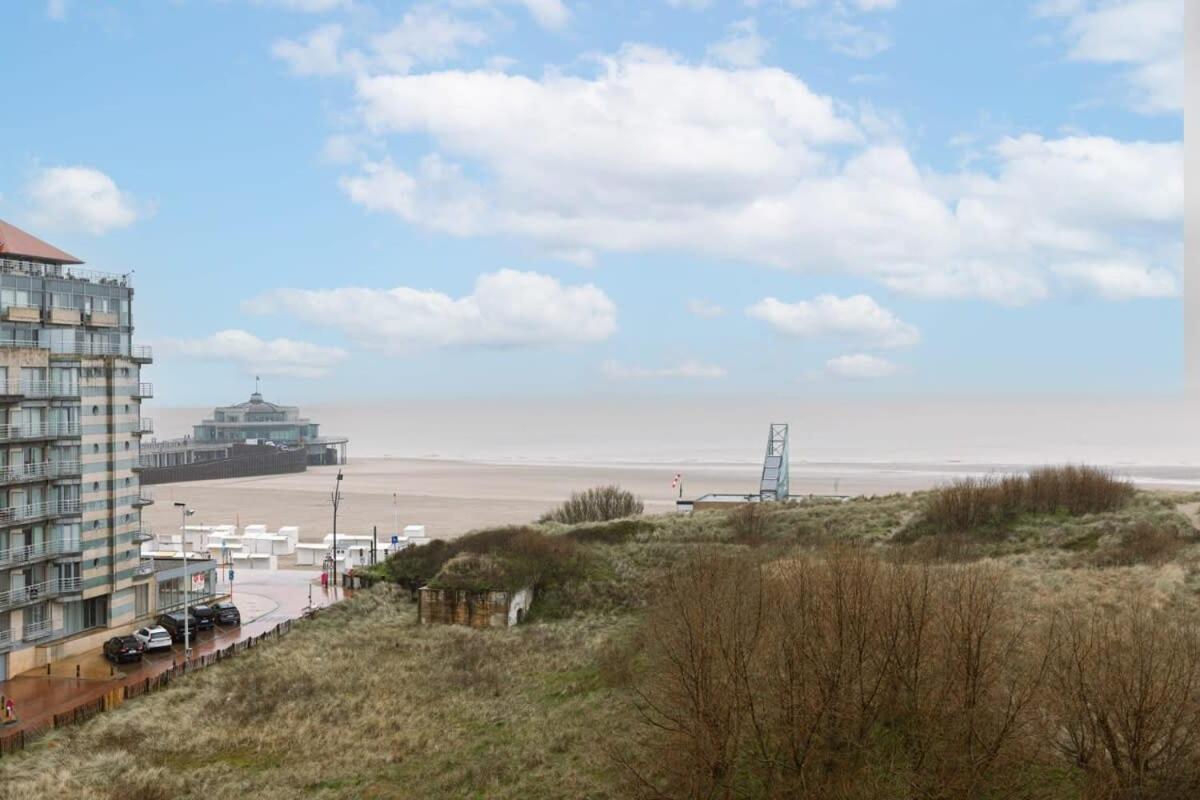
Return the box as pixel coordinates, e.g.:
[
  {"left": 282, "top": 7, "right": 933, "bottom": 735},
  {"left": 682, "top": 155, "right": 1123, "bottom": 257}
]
[{"left": 4, "top": 474, "right": 1200, "bottom": 799}]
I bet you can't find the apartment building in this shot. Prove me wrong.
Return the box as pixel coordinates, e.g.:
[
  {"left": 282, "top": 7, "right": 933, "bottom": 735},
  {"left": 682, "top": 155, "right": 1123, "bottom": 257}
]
[{"left": 0, "top": 219, "right": 155, "bottom": 679}]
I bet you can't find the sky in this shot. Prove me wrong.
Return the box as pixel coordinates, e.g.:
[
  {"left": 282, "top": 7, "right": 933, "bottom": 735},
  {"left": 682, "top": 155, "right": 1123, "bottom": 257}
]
[{"left": 0, "top": 0, "right": 1183, "bottom": 407}]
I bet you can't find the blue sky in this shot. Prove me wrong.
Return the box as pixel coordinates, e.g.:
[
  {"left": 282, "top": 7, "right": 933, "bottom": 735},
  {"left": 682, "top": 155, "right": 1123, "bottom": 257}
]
[{"left": 0, "top": 0, "right": 1182, "bottom": 405}]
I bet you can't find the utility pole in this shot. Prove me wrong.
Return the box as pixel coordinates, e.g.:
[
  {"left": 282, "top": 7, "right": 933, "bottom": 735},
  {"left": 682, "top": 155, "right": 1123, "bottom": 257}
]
[
  {"left": 331, "top": 469, "right": 343, "bottom": 587},
  {"left": 174, "top": 501, "right": 194, "bottom": 659}
]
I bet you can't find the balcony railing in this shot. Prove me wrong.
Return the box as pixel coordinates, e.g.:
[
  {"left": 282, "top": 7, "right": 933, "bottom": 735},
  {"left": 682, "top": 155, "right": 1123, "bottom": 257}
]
[
  {"left": 134, "top": 382, "right": 153, "bottom": 399},
  {"left": 0, "top": 576, "right": 83, "bottom": 612},
  {"left": 0, "top": 459, "right": 82, "bottom": 484},
  {"left": 133, "top": 488, "right": 154, "bottom": 506},
  {"left": 133, "top": 418, "right": 153, "bottom": 435},
  {"left": 132, "top": 455, "right": 155, "bottom": 471},
  {"left": 0, "top": 381, "right": 80, "bottom": 400},
  {"left": 21, "top": 618, "right": 51, "bottom": 640},
  {"left": 133, "top": 529, "right": 153, "bottom": 543},
  {"left": 0, "top": 499, "right": 82, "bottom": 526},
  {"left": 0, "top": 257, "right": 131, "bottom": 287},
  {"left": 0, "top": 340, "right": 150, "bottom": 361},
  {"left": 0, "top": 536, "right": 81, "bottom": 567},
  {"left": 0, "top": 628, "right": 12, "bottom": 648},
  {"left": 0, "top": 422, "right": 81, "bottom": 442},
  {"left": 133, "top": 560, "right": 155, "bottom": 578}
]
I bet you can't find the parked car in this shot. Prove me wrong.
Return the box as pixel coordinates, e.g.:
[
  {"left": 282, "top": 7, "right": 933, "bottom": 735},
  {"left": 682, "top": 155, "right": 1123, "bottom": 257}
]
[
  {"left": 155, "top": 612, "right": 193, "bottom": 642},
  {"left": 188, "top": 604, "right": 215, "bottom": 630},
  {"left": 132, "top": 625, "right": 173, "bottom": 653},
  {"left": 211, "top": 601, "right": 241, "bottom": 626},
  {"left": 103, "top": 635, "right": 144, "bottom": 663}
]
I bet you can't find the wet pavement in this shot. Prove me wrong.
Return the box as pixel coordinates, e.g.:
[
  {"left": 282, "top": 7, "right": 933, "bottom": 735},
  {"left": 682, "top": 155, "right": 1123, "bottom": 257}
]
[{"left": 0, "top": 570, "right": 349, "bottom": 741}]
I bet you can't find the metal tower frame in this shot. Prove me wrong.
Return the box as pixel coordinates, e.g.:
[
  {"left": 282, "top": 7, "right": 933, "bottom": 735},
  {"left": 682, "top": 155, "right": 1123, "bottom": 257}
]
[{"left": 759, "top": 423, "right": 790, "bottom": 501}]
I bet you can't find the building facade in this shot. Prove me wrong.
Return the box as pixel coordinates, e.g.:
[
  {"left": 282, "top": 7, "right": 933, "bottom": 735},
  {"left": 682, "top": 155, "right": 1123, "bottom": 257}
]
[{"left": 0, "top": 220, "right": 156, "bottom": 679}]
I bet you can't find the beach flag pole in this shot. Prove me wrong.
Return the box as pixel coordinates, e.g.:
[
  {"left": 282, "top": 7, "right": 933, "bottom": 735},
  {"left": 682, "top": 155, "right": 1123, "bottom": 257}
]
[{"left": 671, "top": 473, "right": 683, "bottom": 499}]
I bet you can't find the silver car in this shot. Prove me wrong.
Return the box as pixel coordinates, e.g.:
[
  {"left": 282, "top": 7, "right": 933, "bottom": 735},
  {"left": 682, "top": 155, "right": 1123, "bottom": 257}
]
[{"left": 132, "top": 625, "right": 173, "bottom": 653}]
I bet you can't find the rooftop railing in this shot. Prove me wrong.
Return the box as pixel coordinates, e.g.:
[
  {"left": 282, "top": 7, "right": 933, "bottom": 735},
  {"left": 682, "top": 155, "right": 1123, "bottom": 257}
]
[
  {"left": 0, "top": 257, "right": 131, "bottom": 287},
  {"left": 0, "top": 422, "right": 81, "bottom": 442}
]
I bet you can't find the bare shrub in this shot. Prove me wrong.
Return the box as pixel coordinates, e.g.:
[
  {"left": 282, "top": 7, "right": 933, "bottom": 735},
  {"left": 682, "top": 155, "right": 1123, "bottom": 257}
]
[
  {"left": 542, "top": 485, "right": 644, "bottom": 524},
  {"left": 1091, "top": 521, "right": 1188, "bottom": 567},
  {"left": 623, "top": 549, "right": 1051, "bottom": 799},
  {"left": 726, "top": 502, "right": 767, "bottom": 542},
  {"left": 1048, "top": 602, "right": 1200, "bottom": 798},
  {"left": 914, "top": 465, "right": 1134, "bottom": 537}
]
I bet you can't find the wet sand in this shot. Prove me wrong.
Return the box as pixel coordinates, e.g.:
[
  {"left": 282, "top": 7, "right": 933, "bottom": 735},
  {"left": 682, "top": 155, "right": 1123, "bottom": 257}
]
[{"left": 141, "top": 457, "right": 1200, "bottom": 543}]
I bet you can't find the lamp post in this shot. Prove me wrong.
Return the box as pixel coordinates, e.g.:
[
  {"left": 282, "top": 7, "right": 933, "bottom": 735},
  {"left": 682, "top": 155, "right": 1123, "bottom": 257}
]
[
  {"left": 174, "top": 502, "right": 194, "bottom": 658},
  {"left": 331, "top": 470, "right": 343, "bottom": 587}
]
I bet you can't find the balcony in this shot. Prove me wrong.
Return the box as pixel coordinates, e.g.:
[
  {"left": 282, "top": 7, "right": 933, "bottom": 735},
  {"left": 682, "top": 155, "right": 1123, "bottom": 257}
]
[
  {"left": 134, "top": 382, "right": 153, "bottom": 399},
  {"left": 133, "top": 418, "right": 153, "bottom": 436},
  {"left": 132, "top": 455, "right": 154, "bottom": 472},
  {"left": 133, "top": 529, "right": 154, "bottom": 544},
  {"left": 0, "top": 422, "right": 82, "bottom": 443},
  {"left": 0, "top": 576, "right": 83, "bottom": 613},
  {"left": 4, "top": 306, "right": 40, "bottom": 324},
  {"left": 0, "top": 537, "right": 80, "bottom": 568},
  {"left": 131, "top": 345, "right": 153, "bottom": 363},
  {"left": 47, "top": 307, "right": 81, "bottom": 326},
  {"left": 133, "top": 488, "right": 154, "bottom": 507},
  {"left": 21, "top": 618, "right": 51, "bottom": 641},
  {"left": 0, "top": 381, "right": 81, "bottom": 402},
  {"left": 0, "top": 628, "right": 12, "bottom": 649},
  {"left": 132, "top": 560, "right": 155, "bottom": 579},
  {"left": 86, "top": 311, "right": 119, "bottom": 327},
  {"left": 0, "top": 459, "right": 82, "bottom": 485},
  {"left": 0, "top": 499, "right": 82, "bottom": 528}
]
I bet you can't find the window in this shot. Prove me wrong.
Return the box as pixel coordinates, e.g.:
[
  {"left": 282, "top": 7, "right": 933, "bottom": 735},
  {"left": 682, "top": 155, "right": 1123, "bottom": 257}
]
[
  {"left": 83, "top": 596, "right": 107, "bottom": 629},
  {"left": 134, "top": 584, "right": 149, "bottom": 617}
]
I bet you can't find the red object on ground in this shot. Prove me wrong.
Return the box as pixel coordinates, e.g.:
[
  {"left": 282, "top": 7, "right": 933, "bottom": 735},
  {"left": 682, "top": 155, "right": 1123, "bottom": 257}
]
[{"left": 320, "top": 571, "right": 328, "bottom": 589}]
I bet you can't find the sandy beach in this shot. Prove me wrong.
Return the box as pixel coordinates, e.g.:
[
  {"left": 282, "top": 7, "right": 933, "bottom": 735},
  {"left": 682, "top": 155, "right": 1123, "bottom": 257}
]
[{"left": 140, "top": 456, "right": 1200, "bottom": 543}]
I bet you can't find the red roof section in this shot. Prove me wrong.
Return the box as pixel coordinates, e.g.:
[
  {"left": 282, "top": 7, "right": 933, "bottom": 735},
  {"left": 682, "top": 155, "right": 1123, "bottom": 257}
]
[{"left": 0, "top": 219, "right": 82, "bottom": 265}]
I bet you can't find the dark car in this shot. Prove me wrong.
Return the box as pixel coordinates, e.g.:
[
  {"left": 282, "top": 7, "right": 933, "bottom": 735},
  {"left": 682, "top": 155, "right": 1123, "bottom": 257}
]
[
  {"left": 103, "top": 635, "right": 144, "bottom": 663},
  {"left": 155, "top": 612, "right": 193, "bottom": 642},
  {"left": 211, "top": 601, "right": 241, "bottom": 626},
  {"left": 188, "top": 604, "right": 215, "bottom": 631}
]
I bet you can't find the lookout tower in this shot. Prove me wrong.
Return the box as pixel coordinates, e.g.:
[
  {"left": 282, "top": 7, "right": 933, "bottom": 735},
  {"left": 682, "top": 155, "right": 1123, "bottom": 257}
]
[{"left": 759, "top": 423, "right": 790, "bottom": 502}]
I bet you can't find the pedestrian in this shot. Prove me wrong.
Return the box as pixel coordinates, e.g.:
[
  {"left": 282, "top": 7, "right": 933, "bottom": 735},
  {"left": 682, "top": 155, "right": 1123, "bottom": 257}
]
[
  {"left": 320, "top": 570, "right": 328, "bottom": 590},
  {"left": 5, "top": 696, "right": 14, "bottom": 723}
]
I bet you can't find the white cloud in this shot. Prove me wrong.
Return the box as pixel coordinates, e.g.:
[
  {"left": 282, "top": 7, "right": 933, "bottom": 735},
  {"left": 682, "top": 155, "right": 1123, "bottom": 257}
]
[
  {"left": 1054, "top": 259, "right": 1178, "bottom": 299},
  {"left": 47, "top": 0, "right": 66, "bottom": 20},
  {"left": 747, "top": 294, "right": 919, "bottom": 349},
  {"left": 255, "top": 0, "right": 352, "bottom": 11},
  {"left": 370, "top": 7, "right": 488, "bottom": 73},
  {"left": 245, "top": 269, "right": 616, "bottom": 352},
  {"left": 707, "top": 18, "right": 768, "bottom": 67},
  {"left": 602, "top": 360, "right": 727, "bottom": 380},
  {"left": 825, "top": 353, "right": 897, "bottom": 379},
  {"left": 162, "top": 330, "right": 349, "bottom": 379},
  {"left": 1036, "top": 0, "right": 1182, "bottom": 113},
  {"left": 686, "top": 299, "right": 725, "bottom": 318},
  {"left": 809, "top": 13, "right": 891, "bottom": 58},
  {"left": 26, "top": 166, "right": 145, "bottom": 235},
  {"left": 334, "top": 47, "right": 1178, "bottom": 305},
  {"left": 514, "top": 0, "right": 570, "bottom": 29},
  {"left": 272, "top": 24, "right": 346, "bottom": 76}
]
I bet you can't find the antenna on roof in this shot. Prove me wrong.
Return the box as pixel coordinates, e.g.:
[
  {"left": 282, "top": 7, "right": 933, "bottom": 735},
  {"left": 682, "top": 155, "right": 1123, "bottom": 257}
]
[{"left": 255, "top": 375, "right": 261, "bottom": 395}]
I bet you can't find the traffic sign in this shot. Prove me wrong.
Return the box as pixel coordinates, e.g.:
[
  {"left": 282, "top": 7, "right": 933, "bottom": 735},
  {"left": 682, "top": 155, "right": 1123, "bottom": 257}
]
[
  {"left": 391, "top": 535, "right": 399, "bottom": 545},
  {"left": 228, "top": 569, "right": 234, "bottom": 582}
]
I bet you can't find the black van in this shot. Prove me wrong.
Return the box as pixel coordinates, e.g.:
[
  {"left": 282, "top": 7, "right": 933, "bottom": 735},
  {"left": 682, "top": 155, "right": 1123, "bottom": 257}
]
[
  {"left": 155, "top": 611, "right": 193, "bottom": 642},
  {"left": 188, "top": 604, "right": 215, "bottom": 631}
]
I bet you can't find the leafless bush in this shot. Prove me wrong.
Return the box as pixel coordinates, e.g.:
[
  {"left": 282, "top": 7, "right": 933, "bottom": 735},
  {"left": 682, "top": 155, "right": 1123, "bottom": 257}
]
[
  {"left": 623, "top": 549, "right": 1050, "bottom": 799},
  {"left": 542, "top": 485, "right": 644, "bottom": 524},
  {"left": 726, "top": 502, "right": 768, "bottom": 542},
  {"left": 1091, "top": 522, "right": 1188, "bottom": 567},
  {"left": 916, "top": 466, "right": 1134, "bottom": 537},
  {"left": 1048, "top": 602, "right": 1200, "bottom": 799}
]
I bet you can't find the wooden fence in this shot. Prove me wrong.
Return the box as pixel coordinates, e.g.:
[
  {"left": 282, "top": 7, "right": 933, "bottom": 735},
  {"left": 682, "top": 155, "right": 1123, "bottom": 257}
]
[{"left": 0, "top": 616, "right": 299, "bottom": 757}]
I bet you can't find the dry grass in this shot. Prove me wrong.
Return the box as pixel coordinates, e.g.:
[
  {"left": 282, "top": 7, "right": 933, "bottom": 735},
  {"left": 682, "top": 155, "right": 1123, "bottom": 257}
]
[{"left": 4, "top": 485, "right": 1198, "bottom": 799}]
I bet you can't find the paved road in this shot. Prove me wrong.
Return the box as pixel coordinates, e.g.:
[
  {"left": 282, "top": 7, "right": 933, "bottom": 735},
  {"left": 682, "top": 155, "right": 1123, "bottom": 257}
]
[{"left": 0, "top": 570, "right": 349, "bottom": 742}]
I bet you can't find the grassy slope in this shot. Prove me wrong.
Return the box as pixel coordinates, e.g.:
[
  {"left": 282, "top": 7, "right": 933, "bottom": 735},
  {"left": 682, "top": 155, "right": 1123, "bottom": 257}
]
[{"left": 5, "top": 489, "right": 1200, "bottom": 799}]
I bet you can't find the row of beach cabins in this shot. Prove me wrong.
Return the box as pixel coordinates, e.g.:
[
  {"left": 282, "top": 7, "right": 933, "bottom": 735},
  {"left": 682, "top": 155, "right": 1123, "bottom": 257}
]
[{"left": 141, "top": 524, "right": 433, "bottom": 572}]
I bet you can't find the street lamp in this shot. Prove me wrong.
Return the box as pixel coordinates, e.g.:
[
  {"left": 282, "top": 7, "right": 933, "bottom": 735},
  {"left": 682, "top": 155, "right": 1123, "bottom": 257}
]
[
  {"left": 331, "top": 470, "right": 343, "bottom": 587},
  {"left": 174, "top": 502, "right": 195, "bottom": 658}
]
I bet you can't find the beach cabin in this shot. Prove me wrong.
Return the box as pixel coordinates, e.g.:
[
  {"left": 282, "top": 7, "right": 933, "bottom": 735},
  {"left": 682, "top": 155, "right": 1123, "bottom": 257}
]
[{"left": 294, "top": 543, "right": 329, "bottom": 567}]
